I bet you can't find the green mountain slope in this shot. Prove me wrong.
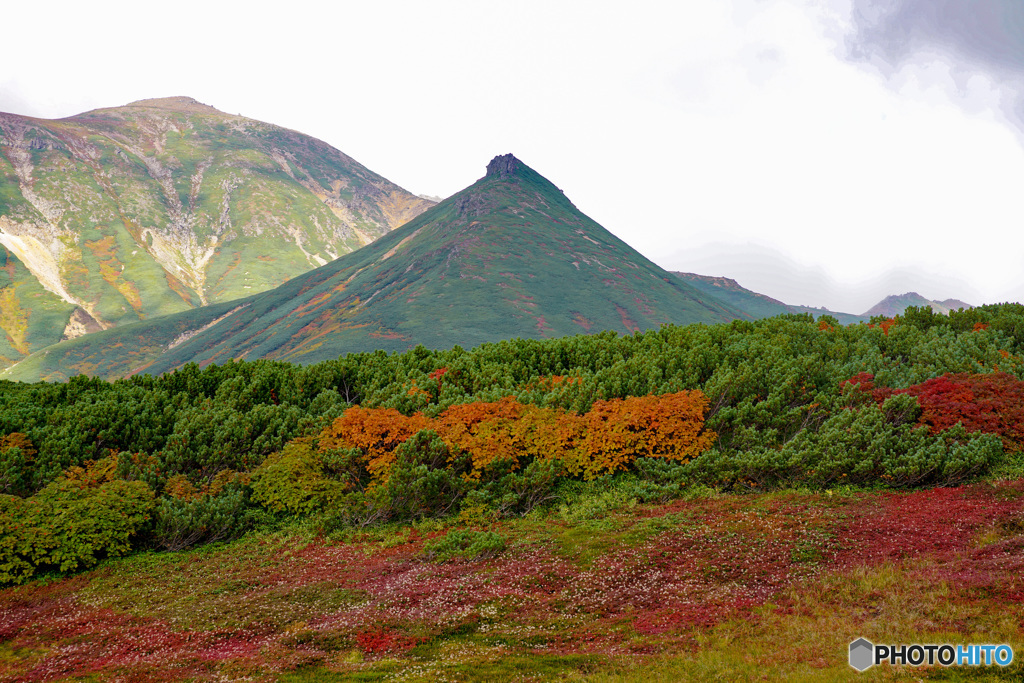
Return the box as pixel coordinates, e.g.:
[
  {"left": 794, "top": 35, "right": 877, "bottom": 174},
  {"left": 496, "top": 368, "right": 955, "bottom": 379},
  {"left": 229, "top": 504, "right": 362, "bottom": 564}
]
[
  {"left": 6, "top": 155, "right": 745, "bottom": 381},
  {"left": 671, "top": 272, "right": 793, "bottom": 320},
  {"left": 0, "top": 96, "right": 432, "bottom": 368},
  {"left": 671, "top": 272, "right": 869, "bottom": 324},
  {"left": 0, "top": 245, "right": 76, "bottom": 366}
]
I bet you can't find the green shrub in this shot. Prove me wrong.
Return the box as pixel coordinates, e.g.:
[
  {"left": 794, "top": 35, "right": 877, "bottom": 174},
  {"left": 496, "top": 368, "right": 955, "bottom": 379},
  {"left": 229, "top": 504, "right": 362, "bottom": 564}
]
[
  {"left": 0, "top": 446, "right": 32, "bottom": 497},
  {"left": 462, "top": 457, "right": 564, "bottom": 517},
  {"left": 151, "top": 484, "right": 255, "bottom": 551},
  {"left": 250, "top": 441, "right": 349, "bottom": 514},
  {"left": 630, "top": 457, "right": 691, "bottom": 502},
  {"left": 379, "top": 430, "right": 469, "bottom": 520},
  {"left": 686, "top": 396, "right": 1004, "bottom": 490},
  {"left": 0, "top": 460, "right": 155, "bottom": 584},
  {"left": 423, "top": 529, "right": 507, "bottom": 562},
  {"left": 320, "top": 431, "right": 469, "bottom": 530},
  {"left": 555, "top": 476, "right": 640, "bottom": 523},
  {"left": 0, "top": 495, "right": 34, "bottom": 584}
]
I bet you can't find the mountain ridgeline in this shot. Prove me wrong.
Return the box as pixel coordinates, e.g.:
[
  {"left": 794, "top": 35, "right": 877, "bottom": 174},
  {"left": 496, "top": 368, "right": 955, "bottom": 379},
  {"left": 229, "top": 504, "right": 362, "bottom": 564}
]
[
  {"left": 862, "top": 292, "right": 973, "bottom": 318},
  {"left": 5, "top": 155, "right": 746, "bottom": 381},
  {"left": 0, "top": 97, "right": 433, "bottom": 368}
]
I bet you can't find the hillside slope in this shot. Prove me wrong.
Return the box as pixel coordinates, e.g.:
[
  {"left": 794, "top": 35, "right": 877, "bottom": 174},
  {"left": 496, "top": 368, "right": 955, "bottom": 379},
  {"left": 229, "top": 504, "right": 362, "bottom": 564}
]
[
  {"left": 0, "top": 96, "right": 432, "bottom": 367},
  {"left": 6, "top": 155, "right": 744, "bottom": 380},
  {"left": 671, "top": 272, "right": 793, "bottom": 320}
]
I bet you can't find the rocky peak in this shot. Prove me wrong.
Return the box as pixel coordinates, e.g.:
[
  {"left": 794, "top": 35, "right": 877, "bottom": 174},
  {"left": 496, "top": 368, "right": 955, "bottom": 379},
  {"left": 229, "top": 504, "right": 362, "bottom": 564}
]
[
  {"left": 485, "top": 153, "right": 521, "bottom": 179},
  {"left": 124, "top": 96, "right": 224, "bottom": 114}
]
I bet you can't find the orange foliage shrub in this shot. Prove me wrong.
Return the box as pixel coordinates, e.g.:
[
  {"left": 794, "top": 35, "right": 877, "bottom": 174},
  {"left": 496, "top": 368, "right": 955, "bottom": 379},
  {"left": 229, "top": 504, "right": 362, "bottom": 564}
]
[
  {"left": 868, "top": 318, "right": 897, "bottom": 335},
  {"left": 436, "top": 397, "right": 524, "bottom": 475},
  {"left": 318, "top": 390, "right": 716, "bottom": 483},
  {"left": 319, "top": 406, "right": 432, "bottom": 480},
  {"left": 580, "top": 391, "right": 717, "bottom": 478},
  {"left": 0, "top": 432, "right": 36, "bottom": 458},
  {"left": 513, "top": 403, "right": 587, "bottom": 465}
]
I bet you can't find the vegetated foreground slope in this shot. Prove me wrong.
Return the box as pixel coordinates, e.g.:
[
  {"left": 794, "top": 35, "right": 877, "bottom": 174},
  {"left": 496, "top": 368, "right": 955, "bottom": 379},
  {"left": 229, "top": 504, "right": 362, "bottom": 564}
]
[
  {"left": 5, "top": 154, "right": 744, "bottom": 381},
  {"left": 1, "top": 481, "right": 1021, "bottom": 681},
  {"left": 0, "top": 96, "right": 433, "bottom": 368}
]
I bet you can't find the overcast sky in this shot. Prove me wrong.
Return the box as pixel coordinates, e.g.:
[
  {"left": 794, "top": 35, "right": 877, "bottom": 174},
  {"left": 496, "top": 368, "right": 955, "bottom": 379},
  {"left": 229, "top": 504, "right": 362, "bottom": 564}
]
[{"left": 3, "top": 0, "right": 1023, "bottom": 314}]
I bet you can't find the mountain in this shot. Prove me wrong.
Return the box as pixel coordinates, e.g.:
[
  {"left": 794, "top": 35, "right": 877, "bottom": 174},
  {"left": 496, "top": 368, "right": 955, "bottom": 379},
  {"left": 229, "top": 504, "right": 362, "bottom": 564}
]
[
  {"left": 787, "top": 305, "right": 865, "bottom": 326},
  {"left": 0, "top": 96, "right": 433, "bottom": 368},
  {"left": 671, "top": 272, "right": 792, "bottom": 320},
  {"left": 861, "top": 292, "right": 973, "bottom": 318},
  {"left": 671, "top": 272, "right": 870, "bottom": 324},
  {"left": 5, "top": 154, "right": 745, "bottom": 381}
]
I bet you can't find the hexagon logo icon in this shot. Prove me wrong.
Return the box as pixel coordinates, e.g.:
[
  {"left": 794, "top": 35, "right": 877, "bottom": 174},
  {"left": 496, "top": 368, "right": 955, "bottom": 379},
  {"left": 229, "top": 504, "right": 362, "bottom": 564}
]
[{"left": 849, "top": 638, "right": 874, "bottom": 671}]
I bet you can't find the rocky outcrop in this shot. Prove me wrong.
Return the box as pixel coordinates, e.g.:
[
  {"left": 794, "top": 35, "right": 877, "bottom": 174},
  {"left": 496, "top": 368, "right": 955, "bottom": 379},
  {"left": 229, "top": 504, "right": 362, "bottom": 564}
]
[{"left": 485, "top": 153, "right": 521, "bottom": 179}]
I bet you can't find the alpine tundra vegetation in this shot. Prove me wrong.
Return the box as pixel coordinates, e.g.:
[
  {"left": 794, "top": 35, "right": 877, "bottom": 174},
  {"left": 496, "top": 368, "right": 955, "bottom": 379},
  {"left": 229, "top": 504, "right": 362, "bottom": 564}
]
[{"left": 1, "top": 304, "right": 1023, "bottom": 680}]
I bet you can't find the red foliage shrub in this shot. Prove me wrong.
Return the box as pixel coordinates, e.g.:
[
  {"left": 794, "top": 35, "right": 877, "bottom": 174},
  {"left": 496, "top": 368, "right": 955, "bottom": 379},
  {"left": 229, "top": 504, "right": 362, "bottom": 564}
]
[
  {"left": 355, "top": 627, "right": 424, "bottom": 655},
  {"left": 875, "top": 373, "right": 1024, "bottom": 449},
  {"left": 868, "top": 318, "right": 897, "bottom": 335},
  {"left": 839, "top": 372, "right": 875, "bottom": 393}
]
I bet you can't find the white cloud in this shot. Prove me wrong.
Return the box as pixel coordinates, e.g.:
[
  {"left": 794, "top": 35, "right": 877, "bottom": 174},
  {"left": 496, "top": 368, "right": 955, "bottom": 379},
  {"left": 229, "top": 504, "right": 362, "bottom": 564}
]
[{"left": 2, "top": 0, "right": 1023, "bottom": 313}]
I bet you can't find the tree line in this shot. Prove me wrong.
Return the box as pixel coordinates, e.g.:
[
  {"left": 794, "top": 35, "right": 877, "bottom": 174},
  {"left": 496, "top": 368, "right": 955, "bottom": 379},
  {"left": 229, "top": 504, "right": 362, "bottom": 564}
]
[{"left": 3, "top": 303, "right": 1024, "bottom": 583}]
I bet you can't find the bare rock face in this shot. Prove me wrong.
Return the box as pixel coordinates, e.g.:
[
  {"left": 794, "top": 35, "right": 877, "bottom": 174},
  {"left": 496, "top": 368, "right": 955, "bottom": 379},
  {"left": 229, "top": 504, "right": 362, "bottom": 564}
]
[
  {"left": 485, "top": 154, "right": 521, "bottom": 179},
  {"left": 62, "top": 308, "right": 104, "bottom": 341},
  {"left": 454, "top": 193, "right": 490, "bottom": 218}
]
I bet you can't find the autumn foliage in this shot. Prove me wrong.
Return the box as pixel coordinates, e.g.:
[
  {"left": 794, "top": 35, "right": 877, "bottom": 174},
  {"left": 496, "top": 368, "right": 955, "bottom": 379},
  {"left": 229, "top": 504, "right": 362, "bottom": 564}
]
[
  {"left": 319, "top": 406, "right": 432, "bottom": 480},
  {"left": 880, "top": 373, "right": 1024, "bottom": 450},
  {"left": 580, "top": 392, "right": 716, "bottom": 477},
  {"left": 868, "top": 317, "right": 897, "bottom": 335},
  {"left": 318, "top": 391, "right": 716, "bottom": 482},
  {"left": 844, "top": 371, "right": 1024, "bottom": 450}
]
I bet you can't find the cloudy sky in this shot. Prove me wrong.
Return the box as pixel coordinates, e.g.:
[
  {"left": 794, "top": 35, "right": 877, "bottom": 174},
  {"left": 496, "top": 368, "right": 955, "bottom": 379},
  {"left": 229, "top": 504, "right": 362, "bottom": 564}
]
[{"left": 3, "top": 0, "right": 1023, "bottom": 314}]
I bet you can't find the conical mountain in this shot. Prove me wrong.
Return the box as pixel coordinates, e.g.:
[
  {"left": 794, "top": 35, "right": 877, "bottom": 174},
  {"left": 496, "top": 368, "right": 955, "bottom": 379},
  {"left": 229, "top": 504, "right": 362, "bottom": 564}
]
[
  {"left": 5, "top": 155, "right": 744, "bottom": 381},
  {"left": 0, "top": 96, "right": 433, "bottom": 368}
]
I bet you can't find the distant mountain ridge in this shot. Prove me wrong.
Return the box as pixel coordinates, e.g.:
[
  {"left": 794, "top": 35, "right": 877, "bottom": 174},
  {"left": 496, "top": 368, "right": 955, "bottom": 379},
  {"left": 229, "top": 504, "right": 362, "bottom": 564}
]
[
  {"left": 5, "top": 154, "right": 746, "bottom": 381},
  {"left": 671, "top": 272, "right": 793, "bottom": 320},
  {"left": 0, "top": 96, "right": 433, "bottom": 368},
  {"left": 672, "top": 272, "right": 866, "bottom": 324},
  {"left": 671, "top": 274, "right": 973, "bottom": 324},
  {"left": 862, "top": 292, "right": 973, "bottom": 318}
]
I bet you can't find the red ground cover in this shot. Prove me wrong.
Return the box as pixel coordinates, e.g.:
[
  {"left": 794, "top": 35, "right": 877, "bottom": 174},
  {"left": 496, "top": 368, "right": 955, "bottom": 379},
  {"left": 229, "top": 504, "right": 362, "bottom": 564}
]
[{"left": 2, "top": 481, "right": 1022, "bottom": 681}]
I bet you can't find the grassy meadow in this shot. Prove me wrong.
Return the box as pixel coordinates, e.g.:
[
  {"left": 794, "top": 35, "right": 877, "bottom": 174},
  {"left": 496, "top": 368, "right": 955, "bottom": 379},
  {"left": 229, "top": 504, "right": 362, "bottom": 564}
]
[{"left": 2, "top": 477, "right": 1022, "bottom": 681}]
